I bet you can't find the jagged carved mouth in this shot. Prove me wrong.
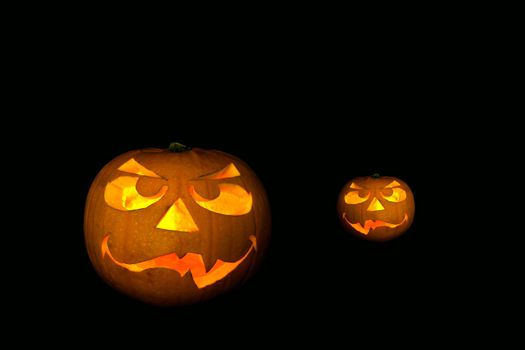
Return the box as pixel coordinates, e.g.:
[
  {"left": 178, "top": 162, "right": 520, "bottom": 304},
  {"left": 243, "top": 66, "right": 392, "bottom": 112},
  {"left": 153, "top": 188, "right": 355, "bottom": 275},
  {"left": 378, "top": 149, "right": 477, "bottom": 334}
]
[
  {"left": 101, "top": 235, "right": 257, "bottom": 289},
  {"left": 342, "top": 213, "right": 408, "bottom": 235}
]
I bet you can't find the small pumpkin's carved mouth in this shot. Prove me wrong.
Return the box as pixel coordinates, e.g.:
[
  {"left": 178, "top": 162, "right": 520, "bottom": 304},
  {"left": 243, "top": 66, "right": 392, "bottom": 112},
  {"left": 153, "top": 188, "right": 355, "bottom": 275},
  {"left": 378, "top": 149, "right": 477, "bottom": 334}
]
[
  {"left": 101, "top": 235, "right": 257, "bottom": 289},
  {"left": 342, "top": 213, "right": 408, "bottom": 235}
]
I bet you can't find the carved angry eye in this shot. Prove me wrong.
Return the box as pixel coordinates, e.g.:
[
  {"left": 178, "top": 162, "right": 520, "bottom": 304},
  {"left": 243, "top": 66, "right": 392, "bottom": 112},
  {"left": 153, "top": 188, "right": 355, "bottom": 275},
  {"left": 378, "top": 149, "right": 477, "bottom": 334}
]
[
  {"left": 188, "top": 163, "right": 253, "bottom": 215},
  {"left": 380, "top": 180, "right": 407, "bottom": 202},
  {"left": 344, "top": 191, "right": 370, "bottom": 204},
  {"left": 104, "top": 159, "right": 167, "bottom": 211},
  {"left": 344, "top": 183, "right": 369, "bottom": 204},
  {"left": 381, "top": 187, "right": 407, "bottom": 202},
  {"left": 188, "top": 184, "right": 252, "bottom": 215},
  {"left": 344, "top": 180, "right": 408, "bottom": 205},
  {"left": 104, "top": 159, "right": 253, "bottom": 217}
]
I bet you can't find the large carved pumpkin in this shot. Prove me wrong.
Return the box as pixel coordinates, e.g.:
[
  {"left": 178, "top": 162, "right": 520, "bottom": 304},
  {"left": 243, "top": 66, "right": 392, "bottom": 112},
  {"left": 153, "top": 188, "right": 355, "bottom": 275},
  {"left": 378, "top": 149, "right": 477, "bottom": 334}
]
[
  {"left": 337, "top": 174, "right": 414, "bottom": 242},
  {"left": 84, "top": 143, "right": 271, "bottom": 306}
]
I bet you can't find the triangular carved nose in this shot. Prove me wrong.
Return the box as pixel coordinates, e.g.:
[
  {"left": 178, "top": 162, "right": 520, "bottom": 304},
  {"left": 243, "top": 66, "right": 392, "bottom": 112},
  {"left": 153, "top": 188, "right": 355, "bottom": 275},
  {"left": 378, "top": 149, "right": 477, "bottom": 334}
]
[
  {"left": 367, "top": 197, "right": 385, "bottom": 211},
  {"left": 156, "top": 198, "right": 199, "bottom": 232}
]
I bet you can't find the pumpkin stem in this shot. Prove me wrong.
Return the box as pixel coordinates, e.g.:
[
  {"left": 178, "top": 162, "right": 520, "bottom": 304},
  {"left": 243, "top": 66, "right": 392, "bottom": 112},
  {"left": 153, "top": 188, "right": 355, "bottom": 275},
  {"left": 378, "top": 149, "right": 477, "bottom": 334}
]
[
  {"left": 168, "top": 142, "right": 192, "bottom": 152},
  {"left": 372, "top": 173, "right": 381, "bottom": 178}
]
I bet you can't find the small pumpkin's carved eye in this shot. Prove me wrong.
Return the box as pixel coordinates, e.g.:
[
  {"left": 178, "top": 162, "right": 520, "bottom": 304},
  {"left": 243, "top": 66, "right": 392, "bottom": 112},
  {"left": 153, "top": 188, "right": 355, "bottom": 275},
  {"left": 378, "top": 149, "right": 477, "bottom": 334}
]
[
  {"left": 344, "top": 190, "right": 370, "bottom": 204},
  {"left": 380, "top": 181, "right": 407, "bottom": 202},
  {"left": 381, "top": 187, "right": 406, "bottom": 202}
]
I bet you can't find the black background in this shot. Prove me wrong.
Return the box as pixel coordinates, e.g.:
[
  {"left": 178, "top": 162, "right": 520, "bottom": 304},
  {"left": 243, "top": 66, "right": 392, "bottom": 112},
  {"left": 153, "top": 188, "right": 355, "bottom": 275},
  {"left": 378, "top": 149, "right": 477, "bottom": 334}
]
[
  {"left": 4, "top": 7, "right": 517, "bottom": 344},
  {"left": 58, "top": 96, "right": 469, "bottom": 336},
  {"left": 21, "top": 30, "right": 499, "bottom": 342}
]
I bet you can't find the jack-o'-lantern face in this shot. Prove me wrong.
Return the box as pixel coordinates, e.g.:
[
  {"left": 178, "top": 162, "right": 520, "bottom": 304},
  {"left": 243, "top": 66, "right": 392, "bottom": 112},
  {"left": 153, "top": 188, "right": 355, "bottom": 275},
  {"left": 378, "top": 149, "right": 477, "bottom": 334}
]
[
  {"left": 84, "top": 144, "right": 271, "bottom": 306},
  {"left": 336, "top": 175, "right": 414, "bottom": 242}
]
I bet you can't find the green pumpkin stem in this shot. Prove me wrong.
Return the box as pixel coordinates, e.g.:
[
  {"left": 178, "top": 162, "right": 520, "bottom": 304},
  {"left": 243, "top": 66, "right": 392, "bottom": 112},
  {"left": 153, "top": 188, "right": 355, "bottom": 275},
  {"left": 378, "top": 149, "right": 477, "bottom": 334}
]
[
  {"left": 168, "top": 142, "right": 192, "bottom": 152},
  {"left": 372, "top": 173, "right": 381, "bottom": 178}
]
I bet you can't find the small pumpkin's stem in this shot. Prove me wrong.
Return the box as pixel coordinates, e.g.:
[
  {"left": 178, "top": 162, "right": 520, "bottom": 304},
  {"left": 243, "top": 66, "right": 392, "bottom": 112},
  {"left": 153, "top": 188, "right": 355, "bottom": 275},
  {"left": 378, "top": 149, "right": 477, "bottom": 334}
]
[
  {"left": 372, "top": 173, "right": 381, "bottom": 178},
  {"left": 168, "top": 142, "right": 192, "bottom": 152}
]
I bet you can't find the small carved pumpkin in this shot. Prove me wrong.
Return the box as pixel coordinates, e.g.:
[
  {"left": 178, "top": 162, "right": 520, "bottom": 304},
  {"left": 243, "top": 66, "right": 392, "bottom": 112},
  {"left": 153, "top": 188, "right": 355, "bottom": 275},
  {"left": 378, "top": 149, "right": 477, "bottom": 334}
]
[
  {"left": 337, "top": 174, "right": 414, "bottom": 242},
  {"left": 84, "top": 143, "right": 271, "bottom": 306}
]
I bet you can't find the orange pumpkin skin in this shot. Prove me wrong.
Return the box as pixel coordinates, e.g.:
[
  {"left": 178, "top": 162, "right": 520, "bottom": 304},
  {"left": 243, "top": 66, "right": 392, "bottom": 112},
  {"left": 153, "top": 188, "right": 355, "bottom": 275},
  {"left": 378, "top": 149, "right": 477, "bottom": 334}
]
[
  {"left": 337, "top": 175, "right": 414, "bottom": 242},
  {"left": 84, "top": 146, "right": 271, "bottom": 306}
]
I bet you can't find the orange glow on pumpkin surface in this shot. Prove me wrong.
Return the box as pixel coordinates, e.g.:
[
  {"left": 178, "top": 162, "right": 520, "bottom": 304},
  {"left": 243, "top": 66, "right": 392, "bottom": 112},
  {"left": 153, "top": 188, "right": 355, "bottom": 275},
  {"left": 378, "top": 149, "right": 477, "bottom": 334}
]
[
  {"left": 337, "top": 175, "right": 414, "bottom": 242},
  {"left": 199, "top": 163, "right": 241, "bottom": 180},
  {"left": 84, "top": 144, "right": 271, "bottom": 306},
  {"left": 118, "top": 158, "right": 163, "bottom": 178}
]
